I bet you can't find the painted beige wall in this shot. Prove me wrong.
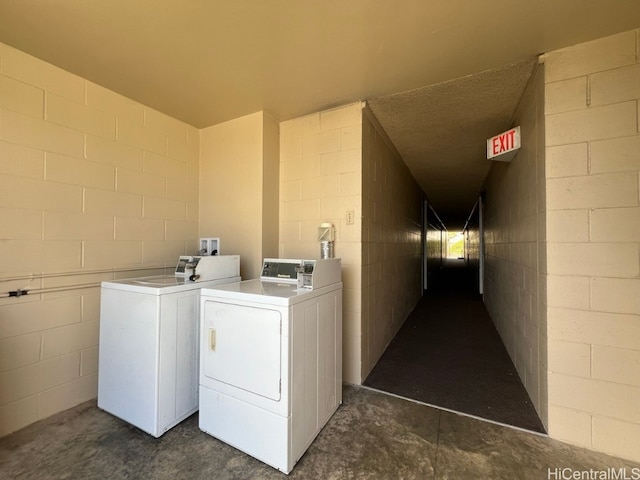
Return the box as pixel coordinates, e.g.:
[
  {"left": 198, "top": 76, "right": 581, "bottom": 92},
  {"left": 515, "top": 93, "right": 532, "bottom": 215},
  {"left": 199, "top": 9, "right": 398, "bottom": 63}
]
[
  {"left": 2, "top": 28, "right": 638, "bottom": 466},
  {"left": 199, "top": 111, "right": 279, "bottom": 279},
  {"left": 0, "top": 43, "right": 200, "bottom": 436},
  {"left": 279, "top": 103, "right": 424, "bottom": 383},
  {"left": 543, "top": 29, "right": 640, "bottom": 462},
  {"left": 262, "top": 115, "right": 280, "bottom": 261},
  {"left": 482, "top": 64, "right": 547, "bottom": 424},
  {"left": 361, "top": 107, "right": 423, "bottom": 379},
  {"left": 279, "top": 102, "right": 363, "bottom": 384}
]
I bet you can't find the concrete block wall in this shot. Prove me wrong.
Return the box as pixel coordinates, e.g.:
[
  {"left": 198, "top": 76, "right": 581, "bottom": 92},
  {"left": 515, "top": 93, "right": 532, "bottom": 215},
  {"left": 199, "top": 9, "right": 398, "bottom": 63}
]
[
  {"left": 463, "top": 201, "right": 481, "bottom": 292},
  {"left": 279, "top": 102, "right": 364, "bottom": 384},
  {"left": 543, "top": 29, "right": 640, "bottom": 462},
  {"left": 425, "top": 209, "right": 445, "bottom": 290},
  {"left": 200, "top": 112, "right": 279, "bottom": 279},
  {"left": 0, "top": 43, "right": 200, "bottom": 436},
  {"left": 482, "top": 64, "right": 547, "bottom": 423},
  {"left": 361, "top": 107, "right": 423, "bottom": 380}
]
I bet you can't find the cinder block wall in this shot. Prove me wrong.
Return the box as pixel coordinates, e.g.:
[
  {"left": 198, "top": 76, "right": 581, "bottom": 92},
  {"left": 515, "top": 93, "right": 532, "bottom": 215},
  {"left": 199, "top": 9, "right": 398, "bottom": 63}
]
[
  {"left": 0, "top": 43, "right": 200, "bottom": 436},
  {"left": 361, "top": 107, "right": 423, "bottom": 380},
  {"left": 544, "top": 29, "right": 640, "bottom": 462},
  {"left": 463, "top": 202, "right": 481, "bottom": 292},
  {"left": 279, "top": 103, "right": 423, "bottom": 383},
  {"left": 426, "top": 210, "right": 445, "bottom": 290},
  {"left": 482, "top": 64, "right": 547, "bottom": 423},
  {"left": 279, "top": 103, "right": 363, "bottom": 384},
  {"left": 200, "top": 112, "right": 279, "bottom": 279}
]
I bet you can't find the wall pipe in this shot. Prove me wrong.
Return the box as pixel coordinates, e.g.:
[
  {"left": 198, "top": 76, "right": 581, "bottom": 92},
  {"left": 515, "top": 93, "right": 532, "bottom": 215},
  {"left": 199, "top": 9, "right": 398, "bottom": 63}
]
[
  {"left": 1, "top": 265, "right": 168, "bottom": 283},
  {"left": 1, "top": 265, "right": 169, "bottom": 298}
]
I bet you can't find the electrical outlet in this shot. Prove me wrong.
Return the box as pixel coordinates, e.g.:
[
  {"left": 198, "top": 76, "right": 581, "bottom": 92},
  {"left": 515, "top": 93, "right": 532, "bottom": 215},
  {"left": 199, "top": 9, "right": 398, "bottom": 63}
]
[{"left": 346, "top": 210, "right": 355, "bottom": 225}]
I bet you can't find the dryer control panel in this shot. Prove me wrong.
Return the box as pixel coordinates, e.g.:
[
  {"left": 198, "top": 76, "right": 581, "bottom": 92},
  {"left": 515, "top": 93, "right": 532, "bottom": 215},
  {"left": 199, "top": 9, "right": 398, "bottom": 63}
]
[
  {"left": 260, "top": 258, "right": 341, "bottom": 290},
  {"left": 260, "top": 259, "right": 302, "bottom": 281}
]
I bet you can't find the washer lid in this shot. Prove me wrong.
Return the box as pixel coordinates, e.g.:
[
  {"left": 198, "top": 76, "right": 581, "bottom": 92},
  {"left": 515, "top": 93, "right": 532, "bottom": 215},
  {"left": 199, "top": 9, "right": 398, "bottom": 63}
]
[
  {"left": 101, "top": 275, "right": 241, "bottom": 295},
  {"left": 126, "top": 276, "right": 188, "bottom": 287}
]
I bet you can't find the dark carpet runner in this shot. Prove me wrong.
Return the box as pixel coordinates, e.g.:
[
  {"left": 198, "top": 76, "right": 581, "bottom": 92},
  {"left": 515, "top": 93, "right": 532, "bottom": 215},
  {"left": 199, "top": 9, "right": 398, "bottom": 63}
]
[{"left": 364, "top": 260, "right": 546, "bottom": 433}]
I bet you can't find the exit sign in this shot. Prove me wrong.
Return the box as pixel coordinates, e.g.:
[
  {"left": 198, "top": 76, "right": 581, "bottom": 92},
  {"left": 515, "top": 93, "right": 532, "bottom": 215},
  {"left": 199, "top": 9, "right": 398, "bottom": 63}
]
[{"left": 487, "top": 126, "right": 521, "bottom": 162}]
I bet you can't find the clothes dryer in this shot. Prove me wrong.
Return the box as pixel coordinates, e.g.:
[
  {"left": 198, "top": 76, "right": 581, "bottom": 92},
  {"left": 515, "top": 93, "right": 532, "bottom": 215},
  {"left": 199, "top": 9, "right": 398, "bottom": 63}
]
[{"left": 198, "top": 258, "right": 342, "bottom": 474}]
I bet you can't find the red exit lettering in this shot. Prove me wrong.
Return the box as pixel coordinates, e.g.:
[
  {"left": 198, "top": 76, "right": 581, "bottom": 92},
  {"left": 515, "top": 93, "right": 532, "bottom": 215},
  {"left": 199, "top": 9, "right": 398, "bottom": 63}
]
[
  {"left": 487, "top": 126, "right": 521, "bottom": 160},
  {"left": 492, "top": 130, "right": 516, "bottom": 155}
]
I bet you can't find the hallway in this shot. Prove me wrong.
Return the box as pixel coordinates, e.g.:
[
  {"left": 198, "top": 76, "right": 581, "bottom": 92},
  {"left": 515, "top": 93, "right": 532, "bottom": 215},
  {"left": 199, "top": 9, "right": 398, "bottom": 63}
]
[{"left": 364, "top": 259, "right": 545, "bottom": 433}]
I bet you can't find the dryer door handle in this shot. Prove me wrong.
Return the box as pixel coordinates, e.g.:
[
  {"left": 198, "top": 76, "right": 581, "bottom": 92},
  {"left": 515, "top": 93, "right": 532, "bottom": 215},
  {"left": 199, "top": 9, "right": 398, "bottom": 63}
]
[{"left": 209, "top": 328, "right": 217, "bottom": 351}]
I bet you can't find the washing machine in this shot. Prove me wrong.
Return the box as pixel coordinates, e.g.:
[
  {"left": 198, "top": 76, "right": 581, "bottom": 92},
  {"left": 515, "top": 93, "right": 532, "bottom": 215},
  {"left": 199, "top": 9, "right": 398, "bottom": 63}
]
[
  {"left": 198, "top": 258, "right": 343, "bottom": 474},
  {"left": 98, "top": 255, "right": 240, "bottom": 437}
]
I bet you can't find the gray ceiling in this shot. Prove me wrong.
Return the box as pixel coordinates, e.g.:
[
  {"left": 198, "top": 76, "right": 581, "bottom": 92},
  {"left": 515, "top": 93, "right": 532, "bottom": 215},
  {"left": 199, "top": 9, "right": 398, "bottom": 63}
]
[
  {"left": 1, "top": 1, "right": 639, "bottom": 229},
  {"left": 368, "top": 59, "right": 538, "bottom": 227}
]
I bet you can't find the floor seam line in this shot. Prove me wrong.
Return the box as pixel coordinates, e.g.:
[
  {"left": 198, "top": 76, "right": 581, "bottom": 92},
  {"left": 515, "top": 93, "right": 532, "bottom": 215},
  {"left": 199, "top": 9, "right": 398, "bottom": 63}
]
[
  {"left": 360, "top": 385, "right": 548, "bottom": 437},
  {"left": 433, "top": 410, "right": 442, "bottom": 479}
]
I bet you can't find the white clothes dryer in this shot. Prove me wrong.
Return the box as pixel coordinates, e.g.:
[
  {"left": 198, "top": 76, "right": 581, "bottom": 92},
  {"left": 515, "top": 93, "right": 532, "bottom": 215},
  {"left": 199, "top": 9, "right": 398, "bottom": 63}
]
[
  {"left": 198, "top": 258, "right": 343, "bottom": 474},
  {"left": 98, "top": 255, "right": 240, "bottom": 437}
]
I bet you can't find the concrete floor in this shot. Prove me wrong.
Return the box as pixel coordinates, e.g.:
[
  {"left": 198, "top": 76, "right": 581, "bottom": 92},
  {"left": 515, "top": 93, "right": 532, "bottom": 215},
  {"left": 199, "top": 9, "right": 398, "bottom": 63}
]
[{"left": 1, "top": 386, "right": 638, "bottom": 479}]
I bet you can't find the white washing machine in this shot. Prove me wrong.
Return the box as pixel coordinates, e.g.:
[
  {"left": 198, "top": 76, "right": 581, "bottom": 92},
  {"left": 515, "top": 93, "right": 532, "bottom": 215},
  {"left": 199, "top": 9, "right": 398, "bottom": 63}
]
[
  {"left": 98, "top": 255, "right": 240, "bottom": 437},
  {"left": 198, "top": 258, "right": 343, "bottom": 474}
]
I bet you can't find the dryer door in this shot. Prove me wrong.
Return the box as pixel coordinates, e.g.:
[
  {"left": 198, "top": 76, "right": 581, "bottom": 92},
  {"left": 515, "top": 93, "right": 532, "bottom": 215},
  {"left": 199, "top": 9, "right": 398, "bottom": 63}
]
[{"left": 202, "top": 301, "right": 282, "bottom": 401}]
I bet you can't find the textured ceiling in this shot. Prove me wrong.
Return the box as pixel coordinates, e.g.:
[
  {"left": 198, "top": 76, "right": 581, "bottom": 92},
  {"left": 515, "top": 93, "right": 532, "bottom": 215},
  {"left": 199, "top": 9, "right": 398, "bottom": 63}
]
[
  {"left": 368, "top": 60, "right": 539, "bottom": 227},
  {"left": 0, "top": 1, "right": 639, "bottom": 228}
]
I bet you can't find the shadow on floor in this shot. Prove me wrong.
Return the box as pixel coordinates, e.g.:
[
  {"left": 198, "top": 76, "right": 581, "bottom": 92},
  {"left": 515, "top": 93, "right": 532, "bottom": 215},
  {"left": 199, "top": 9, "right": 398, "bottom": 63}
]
[{"left": 364, "top": 259, "right": 546, "bottom": 433}]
